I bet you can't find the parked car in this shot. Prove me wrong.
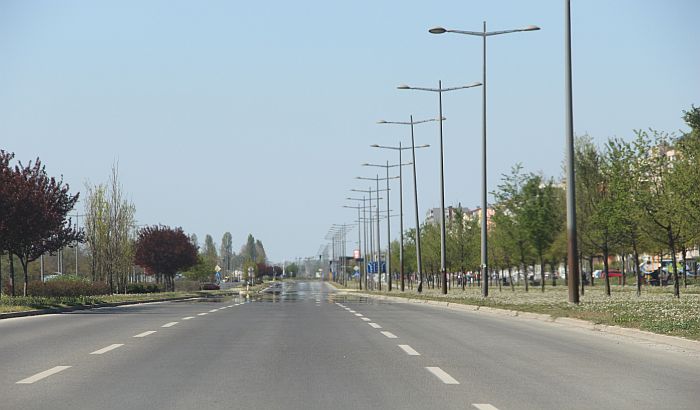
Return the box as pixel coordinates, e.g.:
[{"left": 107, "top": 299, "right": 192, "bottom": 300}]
[{"left": 200, "top": 282, "right": 220, "bottom": 290}]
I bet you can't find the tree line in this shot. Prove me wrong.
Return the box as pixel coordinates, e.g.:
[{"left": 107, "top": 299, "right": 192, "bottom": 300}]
[
  {"left": 1, "top": 153, "right": 272, "bottom": 295},
  {"left": 386, "top": 106, "right": 700, "bottom": 298}
]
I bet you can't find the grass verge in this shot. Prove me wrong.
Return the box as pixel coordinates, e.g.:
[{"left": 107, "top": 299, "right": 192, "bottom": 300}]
[
  {"left": 0, "top": 292, "right": 197, "bottom": 314},
  {"left": 355, "top": 284, "right": 700, "bottom": 341}
]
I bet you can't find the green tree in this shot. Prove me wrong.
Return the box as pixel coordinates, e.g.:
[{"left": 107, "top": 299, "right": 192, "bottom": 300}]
[
  {"left": 220, "top": 232, "right": 234, "bottom": 272},
  {"left": 521, "top": 174, "right": 562, "bottom": 292},
  {"left": 202, "top": 234, "right": 218, "bottom": 273},
  {"left": 632, "top": 130, "right": 690, "bottom": 297},
  {"left": 254, "top": 239, "right": 267, "bottom": 264},
  {"left": 493, "top": 164, "right": 534, "bottom": 291}
]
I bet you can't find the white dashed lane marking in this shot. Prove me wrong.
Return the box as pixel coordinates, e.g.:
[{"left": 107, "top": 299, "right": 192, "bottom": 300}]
[
  {"left": 380, "top": 331, "right": 398, "bottom": 339},
  {"left": 209, "top": 309, "right": 218, "bottom": 313},
  {"left": 354, "top": 313, "right": 363, "bottom": 317},
  {"left": 16, "top": 366, "right": 71, "bottom": 384},
  {"left": 197, "top": 313, "right": 208, "bottom": 316},
  {"left": 368, "top": 323, "right": 382, "bottom": 329},
  {"left": 182, "top": 316, "right": 195, "bottom": 320},
  {"left": 361, "top": 317, "right": 371, "bottom": 321},
  {"left": 398, "top": 344, "right": 420, "bottom": 356},
  {"left": 133, "top": 331, "right": 157, "bottom": 338},
  {"left": 162, "top": 322, "right": 178, "bottom": 328},
  {"left": 426, "top": 367, "right": 459, "bottom": 384},
  {"left": 90, "top": 344, "right": 124, "bottom": 355},
  {"left": 472, "top": 405, "right": 499, "bottom": 410}
]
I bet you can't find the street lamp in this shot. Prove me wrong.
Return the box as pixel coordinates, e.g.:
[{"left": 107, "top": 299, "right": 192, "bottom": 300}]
[
  {"left": 398, "top": 82, "right": 481, "bottom": 294},
  {"left": 351, "top": 188, "right": 383, "bottom": 290},
  {"left": 378, "top": 116, "right": 437, "bottom": 293},
  {"left": 429, "top": 21, "right": 539, "bottom": 297},
  {"left": 357, "top": 175, "right": 395, "bottom": 290},
  {"left": 343, "top": 204, "right": 364, "bottom": 290},
  {"left": 371, "top": 138, "right": 430, "bottom": 292},
  {"left": 363, "top": 160, "right": 411, "bottom": 292}
]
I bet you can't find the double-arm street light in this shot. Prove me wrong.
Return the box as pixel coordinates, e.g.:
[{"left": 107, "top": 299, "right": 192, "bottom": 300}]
[
  {"left": 363, "top": 162, "right": 405, "bottom": 291},
  {"left": 366, "top": 151, "right": 422, "bottom": 292},
  {"left": 429, "top": 22, "right": 539, "bottom": 297},
  {"left": 357, "top": 175, "right": 395, "bottom": 290},
  {"left": 398, "top": 82, "right": 481, "bottom": 295},
  {"left": 351, "top": 187, "right": 383, "bottom": 290},
  {"left": 343, "top": 203, "right": 365, "bottom": 290},
  {"left": 378, "top": 116, "right": 437, "bottom": 293}
]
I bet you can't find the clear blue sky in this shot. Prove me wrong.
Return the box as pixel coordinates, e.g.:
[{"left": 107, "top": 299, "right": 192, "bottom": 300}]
[{"left": 2, "top": 0, "right": 698, "bottom": 263}]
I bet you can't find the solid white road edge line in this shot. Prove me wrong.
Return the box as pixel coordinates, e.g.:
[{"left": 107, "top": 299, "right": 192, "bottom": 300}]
[
  {"left": 425, "top": 367, "right": 459, "bottom": 384},
  {"left": 398, "top": 344, "right": 420, "bottom": 356},
  {"left": 17, "top": 366, "right": 71, "bottom": 384},
  {"left": 162, "top": 322, "right": 178, "bottom": 328},
  {"left": 133, "top": 331, "right": 157, "bottom": 338},
  {"left": 90, "top": 344, "right": 124, "bottom": 355},
  {"left": 380, "top": 331, "right": 398, "bottom": 339}
]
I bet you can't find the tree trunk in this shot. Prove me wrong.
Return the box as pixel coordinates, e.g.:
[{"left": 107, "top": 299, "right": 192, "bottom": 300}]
[
  {"left": 579, "top": 251, "right": 584, "bottom": 296},
  {"left": 621, "top": 253, "right": 626, "bottom": 287},
  {"left": 682, "top": 248, "right": 688, "bottom": 288},
  {"left": 589, "top": 255, "right": 594, "bottom": 287},
  {"left": 540, "top": 256, "right": 545, "bottom": 292},
  {"left": 21, "top": 257, "right": 29, "bottom": 297},
  {"left": 633, "top": 243, "right": 641, "bottom": 297},
  {"left": 668, "top": 228, "right": 680, "bottom": 298},
  {"left": 603, "top": 246, "right": 611, "bottom": 297},
  {"left": 508, "top": 266, "right": 514, "bottom": 292},
  {"left": 551, "top": 261, "right": 557, "bottom": 287},
  {"left": 522, "top": 260, "right": 528, "bottom": 292},
  {"left": 9, "top": 253, "right": 15, "bottom": 297}
]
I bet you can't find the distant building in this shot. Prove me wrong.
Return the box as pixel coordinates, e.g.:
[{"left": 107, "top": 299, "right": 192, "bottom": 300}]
[{"left": 424, "top": 203, "right": 493, "bottom": 228}]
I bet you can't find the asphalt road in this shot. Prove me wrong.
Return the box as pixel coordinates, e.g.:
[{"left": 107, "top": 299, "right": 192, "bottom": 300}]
[{"left": 1, "top": 280, "right": 698, "bottom": 410}]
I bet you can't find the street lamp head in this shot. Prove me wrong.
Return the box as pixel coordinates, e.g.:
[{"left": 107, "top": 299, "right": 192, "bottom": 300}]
[
  {"left": 397, "top": 84, "right": 411, "bottom": 90},
  {"left": 376, "top": 120, "right": 387, "bottom": 124},
  {"left": 370, "top": 144, "right": 380, "bottom": 147},
  {"left": 523, "top": 25, "right": 540, "bottom": 31},
  {"left": 361, "top": 163, "right": 371, "bottom": 166},
  {"left": 429, "top": 27, "right": 447, "bottom": 34},
  {"left": 468, "top": 81, "right": 483, "bottom": 88}
]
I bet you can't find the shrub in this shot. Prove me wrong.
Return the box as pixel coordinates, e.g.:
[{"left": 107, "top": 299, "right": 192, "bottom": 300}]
[
  {"left": 26, "top": 279, "right": 111, "bottom": 297},
  {"left": 125, "top": 283, "right": 162, "bottom": 294}
]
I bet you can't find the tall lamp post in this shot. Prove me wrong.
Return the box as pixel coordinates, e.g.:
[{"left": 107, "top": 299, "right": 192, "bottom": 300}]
[
  {"left": 429, "top": 22, "right": 539, "bottom": 297},
  {"left": 563, "top": 1, "right": 580, "bottom": 303},
  {"left": 398, "top": 82, "right": 481, "bottom": 294},
  {"left": 378, "top": 116, "right": 437, "bottom": 292},
  {"left": 357, "top": 175, "right": 394, "bottom": 290},
  {"left": 343, "top": 204, "right": 364, "bottom": 290},
  {"left": 363, "top": 160, "right": 412, "bottom": 292}
]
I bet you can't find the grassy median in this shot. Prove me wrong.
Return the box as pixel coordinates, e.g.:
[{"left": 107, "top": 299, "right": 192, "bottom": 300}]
[{"left": 339, "top": 282, "right": 700, "bottom": 341}]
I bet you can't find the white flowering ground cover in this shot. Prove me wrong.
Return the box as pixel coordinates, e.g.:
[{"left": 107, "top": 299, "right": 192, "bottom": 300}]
[{"left": 365, "top": 284, "right": 700, "bottom": 340}]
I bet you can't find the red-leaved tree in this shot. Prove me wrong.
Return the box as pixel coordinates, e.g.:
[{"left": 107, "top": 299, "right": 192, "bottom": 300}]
[
  {"left": 1, "top": 151, "right": 83, "bottom": 296},
  {"left": 134, "top": 225, "right": 197, "bottom": 292}
]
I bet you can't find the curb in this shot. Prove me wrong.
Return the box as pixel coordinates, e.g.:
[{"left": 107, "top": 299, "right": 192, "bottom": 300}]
[
  {"left": 0, "top": 296, "right": 198, "bottom": 320},
  {"left": 344, "top": 291, "right": 700, "bottom": 353}
]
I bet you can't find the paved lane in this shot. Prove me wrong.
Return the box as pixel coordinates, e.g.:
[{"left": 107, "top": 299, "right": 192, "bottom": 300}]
[{"left": 1, "top": 281, "right": 698, "bottom": 410}]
